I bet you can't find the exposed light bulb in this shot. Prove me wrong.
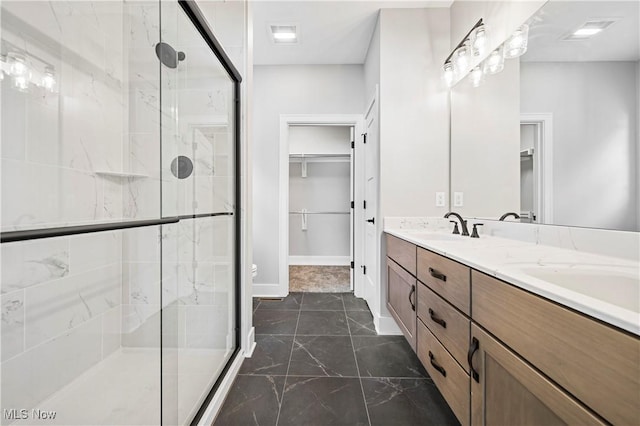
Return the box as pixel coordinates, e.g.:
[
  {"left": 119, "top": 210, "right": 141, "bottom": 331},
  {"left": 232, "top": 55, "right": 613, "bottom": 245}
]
[
  {"left": 483, "top": 46, "right": 505, "bottom": 75},
  {"left": 453, "top": 43, "right": 470, "bottom": 75},
  {"left": 8, "top": 53, "right": 28, "bottom": 77},
  {"left": 472, "top": 26, "right": 487, "bottom": 57},
  {"left": 41, "top": 67, "right": 56, "bottom": 92},
  {"left": 442, "top": 62, "right": 455, "bottom": 88},
  {"left": 469, "top": 66, "right": 484, "bottom": 88},
  {"left": 13, "top": 75, "right": 29, "bottom": 91},
  {"left": 504, "top": 24, "right": 529, "bottom": 59}
]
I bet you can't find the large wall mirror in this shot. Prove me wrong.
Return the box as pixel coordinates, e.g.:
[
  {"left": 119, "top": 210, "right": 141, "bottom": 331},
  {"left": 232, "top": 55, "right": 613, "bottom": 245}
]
[{"left": 450, "top": 1, "right": 639, "bottom": 232}]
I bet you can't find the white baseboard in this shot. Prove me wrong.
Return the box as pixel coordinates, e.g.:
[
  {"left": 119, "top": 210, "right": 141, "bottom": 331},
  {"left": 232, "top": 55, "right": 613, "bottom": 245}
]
[
  {"left": 289, "top": 256, "right": 350, "bottom": 266},
  {"left": 245, "top": 327, "right": 256, "bottom": 357},
  {"left": 252, "top": 282, "right": 286, "bottom": 298},
  {"left": 195, "top": 350, "right": 244, "bottom": 425},
  {"left": 374, "top": 313, "right": 402, "bottom": 335}
]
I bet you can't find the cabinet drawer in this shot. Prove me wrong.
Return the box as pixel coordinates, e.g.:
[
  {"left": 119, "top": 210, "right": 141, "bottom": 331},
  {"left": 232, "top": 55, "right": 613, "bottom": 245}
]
[
  {"left": 387, "top": 257, "right": 417, "bottom": 349},
  {"left": 417, "top": 282, "right": 470, "bottom": 372},
  {"left": 472, "top": 270, "right": 640, "bottom": 426},
  {"left": 417, "top": 248, "right": 470, "bottom": 315},
  {"left": 386, "top": 234, "right": 416, "bottom": 275},
  {"left": 418, "top": 320, "right": 470, "bottom": 426}
]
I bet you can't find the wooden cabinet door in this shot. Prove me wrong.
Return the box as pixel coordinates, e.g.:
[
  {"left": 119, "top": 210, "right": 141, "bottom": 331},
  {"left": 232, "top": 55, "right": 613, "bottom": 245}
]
[
  {"left": 470, "top": 324, "right": 605, "bottom": 426},
  {"left": 387, "top": 257, "right": 417, "bottom": 349}
]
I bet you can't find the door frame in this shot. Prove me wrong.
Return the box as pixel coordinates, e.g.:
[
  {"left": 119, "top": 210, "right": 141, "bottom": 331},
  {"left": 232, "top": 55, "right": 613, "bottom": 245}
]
[
  {"left": 520, "top": 113, "right": 554, "bottom": 223},
  {"left": 279, "top": 114, "right": 365, "bottom": 297}
]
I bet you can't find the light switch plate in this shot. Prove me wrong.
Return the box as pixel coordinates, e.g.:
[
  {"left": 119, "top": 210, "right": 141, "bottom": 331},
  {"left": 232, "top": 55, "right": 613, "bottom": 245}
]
[
  {"left": 435, "top": 192, "right": 446, "bottom": 207},
  {"left": 454, "top": 192, "right": 464, "bottom": 207}
]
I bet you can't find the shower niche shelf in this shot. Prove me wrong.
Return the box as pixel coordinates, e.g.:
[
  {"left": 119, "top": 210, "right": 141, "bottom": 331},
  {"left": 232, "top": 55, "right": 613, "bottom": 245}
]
[{"left": 95, "top": 171, "right": 150, "bottom": 178}]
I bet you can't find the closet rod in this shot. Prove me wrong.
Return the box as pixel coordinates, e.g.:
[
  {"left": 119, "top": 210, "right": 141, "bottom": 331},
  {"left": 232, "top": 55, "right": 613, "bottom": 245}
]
[
  {"left": 289, "top": 153, "right": 350, "bottom": 158},
  {"left": 289, "top": 211, "right": 350, "bottom": 215}
]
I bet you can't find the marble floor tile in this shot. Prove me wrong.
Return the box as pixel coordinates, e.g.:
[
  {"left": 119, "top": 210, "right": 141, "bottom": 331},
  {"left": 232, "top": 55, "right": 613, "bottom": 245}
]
[
  {"left": 296, "top": 311, "right": 349, "bottom": 336},
  {"left": 289, "top": 266, "right": 350, "bottom": 293},
  {"left": 239, "top": 335, "right": 294, "bottom": 376},
  {"left": 352, "top": 336, "right": 427, "bottom": 378},
  {"left": 255, "top": 293, "right": 303, "bottom": 310},
  {"left": 288, "top": 336, "right": 358, "bottom": 377},
  {"left": 362, "top": 378, "right": 459, "bottom": 426},
  {"left": 300, "top": 293, "right": 344, "bottom": 311},
  {"left": 253, "top": 310, "right": 299, "bottom": 335},
  {"left": 342, "top": 294, "right": 370, "bottom": 311},
  {"left": 213, "top": 375, "right": 285, "bottom": 426},
  {"left": 278, "top": 377, "right": 369, "bottom": 426},
  {"left": 347, "top": 311, "right": 376, "bottom": 336}
]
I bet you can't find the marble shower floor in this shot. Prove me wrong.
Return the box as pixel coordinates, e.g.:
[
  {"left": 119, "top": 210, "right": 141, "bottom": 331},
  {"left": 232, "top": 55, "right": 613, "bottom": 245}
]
[
  {"left": 11, "top": 347, "right": 228, "bottom": 426},
  {"left": 289, "top": 265, "right": 351, "bottom": 292},
  {"left": 214, "top": 293, "right": 459, "bottom": 426}
]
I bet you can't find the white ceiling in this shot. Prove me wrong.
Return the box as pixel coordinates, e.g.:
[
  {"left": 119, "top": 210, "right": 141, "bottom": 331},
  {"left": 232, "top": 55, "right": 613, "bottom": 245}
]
[
  {"left": 252, "top": 0, "right": 452, "bottom": 65},
  {"left": 523, "top": 1, "right": 640, "bottom": 62}
]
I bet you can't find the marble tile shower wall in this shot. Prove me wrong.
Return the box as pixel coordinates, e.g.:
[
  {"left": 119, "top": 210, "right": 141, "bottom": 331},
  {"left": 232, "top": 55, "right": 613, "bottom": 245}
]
[
  {"left": 1, "top": 232, "right": 123, "bottom": 414},
  {"left": 0, "top": 1, "right": 162, "bottom": 417}
]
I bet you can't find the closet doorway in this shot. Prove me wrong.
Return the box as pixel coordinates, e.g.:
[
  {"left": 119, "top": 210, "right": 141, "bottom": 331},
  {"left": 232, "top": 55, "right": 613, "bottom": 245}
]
[{"left": 279, "top": 115, "right": 364, "bottom": 296}]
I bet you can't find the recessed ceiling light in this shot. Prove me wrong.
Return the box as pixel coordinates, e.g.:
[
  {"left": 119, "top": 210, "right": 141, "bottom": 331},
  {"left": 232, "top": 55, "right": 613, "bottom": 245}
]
[
  {"left": 563, "top": 19, "right": 618, "bottom": 41},
  {"left": 270, "top": 25, "right": 297, "bottom": 44}
]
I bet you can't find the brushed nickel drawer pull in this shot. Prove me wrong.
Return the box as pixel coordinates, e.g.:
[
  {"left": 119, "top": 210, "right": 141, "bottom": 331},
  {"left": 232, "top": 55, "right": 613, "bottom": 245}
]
[
  {"left": 428, "top": 308, "right": 447, "bottom": 328},
  {"left": 429, "top": 267, "right": 447, "bottom": 282},
  {"left": 429, "top": 351, "right": 447, "bottom": 377}
]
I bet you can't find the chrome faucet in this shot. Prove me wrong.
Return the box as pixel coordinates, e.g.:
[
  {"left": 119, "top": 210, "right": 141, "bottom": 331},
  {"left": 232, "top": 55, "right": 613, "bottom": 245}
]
[
  {"left": 499, "top": 212, "right": 520, "bottom": 221},
  {"left": 444, "top": 212, "right": 469, "bottom": 236}
]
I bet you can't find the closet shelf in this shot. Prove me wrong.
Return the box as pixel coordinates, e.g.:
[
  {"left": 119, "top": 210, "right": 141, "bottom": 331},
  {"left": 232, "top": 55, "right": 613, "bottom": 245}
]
[
  {"left": 95, "top": 171, "right": 149, "bottom": 178},
  {"left": 289, "top": 211, "right": 350, "bottom": 215},
  {"left": 289, "top": 153, "right": 350, "bottom": 163},
  {"left": 520, "top": 148, "right": 534, "bottom": 157}
]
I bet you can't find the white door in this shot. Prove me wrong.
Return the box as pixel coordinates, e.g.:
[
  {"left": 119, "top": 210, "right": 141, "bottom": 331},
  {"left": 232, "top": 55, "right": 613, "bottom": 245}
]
[{"left": 362, "top": 92, "right": 378, "bottom": 305}]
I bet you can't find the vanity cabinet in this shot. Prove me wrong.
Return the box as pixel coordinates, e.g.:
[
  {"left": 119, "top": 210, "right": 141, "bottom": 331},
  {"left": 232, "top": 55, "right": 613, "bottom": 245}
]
[
  {"left": 416, "top": 247, "right": 472, "bottom": 425},
  {"left": 472, "top": 270, "right": 640, "bottom": 426},
  {"left": 384, "top": 232, "right": 640, "bottom": 426},
  {"left": 386, "top": 234, "right": 418, "bottom": 349},
  {"left": 469, "top": 324, "right": 605, "bottom": 425}
]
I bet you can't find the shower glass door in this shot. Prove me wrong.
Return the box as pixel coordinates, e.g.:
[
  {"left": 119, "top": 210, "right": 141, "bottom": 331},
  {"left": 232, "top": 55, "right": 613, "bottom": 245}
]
[
  {"left": 0, "top": 1, "right": 240, "bottom": 424},
  {"left": 159, "top": 3, "right": 239, "bottom": 425}
]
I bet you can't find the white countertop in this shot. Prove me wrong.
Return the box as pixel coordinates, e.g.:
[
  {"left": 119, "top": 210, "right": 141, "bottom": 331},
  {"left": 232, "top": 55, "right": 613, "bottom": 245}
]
[{"left": 385, "top": 228, "right": 640, "bottom": 336}]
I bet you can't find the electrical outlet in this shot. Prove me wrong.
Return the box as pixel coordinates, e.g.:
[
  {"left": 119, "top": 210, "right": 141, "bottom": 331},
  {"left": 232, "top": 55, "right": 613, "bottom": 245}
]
[
  {"left": 454, "top": 192, "right": 464, "bottom": 207},
  {"left": 435, "top": 192, "right": 446, "bottom": 207}
]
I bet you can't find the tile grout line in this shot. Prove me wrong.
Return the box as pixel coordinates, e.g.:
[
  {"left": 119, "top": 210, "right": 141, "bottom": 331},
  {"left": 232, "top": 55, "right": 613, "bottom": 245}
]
[
  {"left": 274, "top": 292, "right": 303, "bottom": 426},
  {"left": 344, "top": 294, "right": 373, "bottom": 426}
]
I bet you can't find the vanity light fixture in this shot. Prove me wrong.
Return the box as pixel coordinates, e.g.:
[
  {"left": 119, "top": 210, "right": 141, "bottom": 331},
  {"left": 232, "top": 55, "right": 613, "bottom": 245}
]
[
  {"left": 41, "top": 66, "right": 56, "bottom": 92},
  {"left": 441, "top": 18, "right": 484, "bottom": 88},
  {"left": 483, "top": 46, "right": 505, "bottom": 75},
  {"left": 504, "top": 24, "right": 529, "bottom": 58},
  {"left": 442, "top": 62, "right": 455, "bottom": 87},
  {"left": 469, "top": 66, "right": 484, "bottom": 87},
  {"left": 471, "top": 24, "right": 487, "bottom": 57},
  {"left": 8, "top": 52, "right": 29, "bottom": 77},
  {"left": 453, "top": 42, "right": 470, "bottom": 75}
]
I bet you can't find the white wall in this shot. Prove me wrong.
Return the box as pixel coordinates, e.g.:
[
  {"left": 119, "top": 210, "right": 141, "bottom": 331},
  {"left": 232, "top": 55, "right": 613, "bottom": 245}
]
[
  {"left": 373, "top": 7, "right": 450, "bottom": 330},
  {"left": 364, "top": 15, "right": 381, "bottom": 102},
  {"left": 252, "top": 65, "right": 364, "bottom": 289},
  {"left": 450, "top": 58, "right": 521, "bottom": 218},
  {"left": 521, "top": 61, "right": 639, "bottom": 231}
]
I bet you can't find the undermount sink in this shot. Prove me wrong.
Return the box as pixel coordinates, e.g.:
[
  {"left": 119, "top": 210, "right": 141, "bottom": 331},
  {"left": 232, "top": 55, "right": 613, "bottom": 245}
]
[
  {"left": 408, "top": 232, "right": 465, "bottom": 242},
  {"left": 519, "top": 267, "right": 640, "bottom": 313}
]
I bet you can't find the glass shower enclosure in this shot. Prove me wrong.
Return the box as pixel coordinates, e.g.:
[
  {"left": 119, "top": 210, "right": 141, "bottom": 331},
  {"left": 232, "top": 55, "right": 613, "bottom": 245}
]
[{"left": 0, "top": 1, "right": 241, "bottom": 424}]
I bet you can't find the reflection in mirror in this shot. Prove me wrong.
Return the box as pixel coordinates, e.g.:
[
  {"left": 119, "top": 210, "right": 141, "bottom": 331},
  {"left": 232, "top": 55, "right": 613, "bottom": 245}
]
[{"left": 451, "top": 0, "right": 639, "bottom": 231}]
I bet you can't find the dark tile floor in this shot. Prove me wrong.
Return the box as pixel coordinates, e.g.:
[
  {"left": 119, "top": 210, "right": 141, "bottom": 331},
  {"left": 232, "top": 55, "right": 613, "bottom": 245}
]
[{"left": 214, "top": 293, "right": 459, "bottom": 426}]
